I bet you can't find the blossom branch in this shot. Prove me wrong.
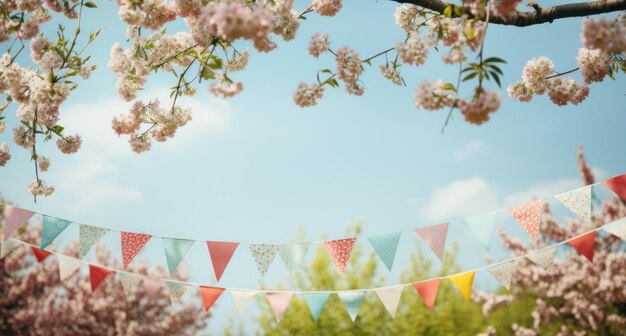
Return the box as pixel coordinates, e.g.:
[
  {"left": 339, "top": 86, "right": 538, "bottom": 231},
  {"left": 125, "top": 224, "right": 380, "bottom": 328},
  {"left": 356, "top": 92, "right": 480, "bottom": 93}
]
[{"left": 393, "top": 0, "right": 626, "bottom": 27}]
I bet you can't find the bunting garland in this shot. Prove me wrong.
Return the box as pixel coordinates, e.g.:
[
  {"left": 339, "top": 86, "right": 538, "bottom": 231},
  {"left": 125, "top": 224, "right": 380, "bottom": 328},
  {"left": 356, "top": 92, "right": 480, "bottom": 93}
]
[
  {"left": 0, "top": 217, "right": 623, "bottom": 320},
  {"left": 1, "top": 174, "right": 626, "bottom": 321},
  {"left": 2, "top": 173, "right": 625, "bottom": 278}
]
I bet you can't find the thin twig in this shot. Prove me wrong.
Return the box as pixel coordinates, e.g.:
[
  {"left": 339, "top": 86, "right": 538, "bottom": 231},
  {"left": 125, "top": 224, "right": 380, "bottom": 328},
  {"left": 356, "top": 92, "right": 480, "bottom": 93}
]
[{"left": 545, "top": 67, "right": 580, "bottom": 79}]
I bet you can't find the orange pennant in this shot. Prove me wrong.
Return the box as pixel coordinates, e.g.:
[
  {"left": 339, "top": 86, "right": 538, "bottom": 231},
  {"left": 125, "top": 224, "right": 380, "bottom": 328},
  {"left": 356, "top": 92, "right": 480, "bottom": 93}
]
[
  {"left": 207, "top": 241, "right": 239, "bottom": 282},
  {"left": 568, "top": 231, "right": 596, "bottom": 262},
  {"left": 121, "top": 232, "right": 152, "bottom": 269},
  {"left": 31, "top": 247, "right": 51, "bottom": 263},
  {"left": 509, "top": 200, "right": 543, "bottom": 241},
  {"left": 89, "top": 264, "right": 113, "bottom": 291},
  {"left": 602, "top": 174, "right": 626, "bottom": 201},
  {"left": 412, "top": 279, "right": 441, "bottom": 311},
  {"left": 200, "top": 286, "right": 225, "bottom": 312}
]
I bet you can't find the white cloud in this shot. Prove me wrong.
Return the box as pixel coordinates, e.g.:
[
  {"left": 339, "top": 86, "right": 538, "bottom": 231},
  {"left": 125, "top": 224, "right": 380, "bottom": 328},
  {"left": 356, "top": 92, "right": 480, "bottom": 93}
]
[
  {"left": 419, "top": 177, "right": 500, "bottom": 223},
  {"left": 418, "top": 175, "right": 586, "bottom": 223},
  {"left": 452, "top": 140, "right": 484, "bottom": 160}
]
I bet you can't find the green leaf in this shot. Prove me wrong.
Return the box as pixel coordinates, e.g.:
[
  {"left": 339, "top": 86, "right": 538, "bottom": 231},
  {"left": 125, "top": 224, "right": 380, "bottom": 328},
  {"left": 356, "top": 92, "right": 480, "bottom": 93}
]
[
  {"left": 462, "top": 72, "right": 477, "bottom": 81},
  {"left": 490, "top": 72, "right": 502, "bottom": 87},
  {"left": 321, "top": 69, "right": 333, "bottom": 74},
  {"left": 84, "top": 1, "right": 97, "bottom": 8},
  {"left": 488, "top": 64, "right": 503, "bottom": 75},
  {"left": 443, "top": 83, "right": 457, "bottom": 92},
  {"left": 483, "top": 57, "right": 507, "bottom": 64},
  {"left": 443, "top": 5, "right": 452, "bottom": 18}
]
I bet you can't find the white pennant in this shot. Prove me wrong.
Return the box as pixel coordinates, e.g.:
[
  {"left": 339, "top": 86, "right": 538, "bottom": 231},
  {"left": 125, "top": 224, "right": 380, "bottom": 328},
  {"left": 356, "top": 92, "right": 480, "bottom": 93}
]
[
  {"left": 230, "top": 290, "right": 258, "bottom": 314},
  {"left": 488, "top": 261, "right": 514, "bottom": 290},
  {"left": 555, "top": 186, "right": 593, "bottom": 228},
  {"left": 527, "top": 247, "right": 557, "bottom": 269},
  {"left": 165, "top": 281, "right": 188, "bottom": 303},
  {"left": 57, "top": 255, "right": 81, "bottom": 281},
  {"left": 603, "top": 218, "right": 626, "bottom": 240},
  {"left": 119, "top": 273, "right": 142, "bottom": 297},
  {"left": 1, "top": 237, "right": 19, "bottom": 258},
  {"left": 374, "top": 286, "right": 405, "bottom": 319}
]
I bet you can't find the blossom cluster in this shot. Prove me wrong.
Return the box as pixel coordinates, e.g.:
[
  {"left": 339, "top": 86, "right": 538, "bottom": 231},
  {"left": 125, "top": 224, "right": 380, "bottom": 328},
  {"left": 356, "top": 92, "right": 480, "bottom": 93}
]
[
  {"left": 509, "top": 17, "right": 626, "bottom": 106},
  {"left": 335, "top": 46, "right": 364, "bottom": 96},
  {"left": 293, "top": 82, "right": 325, "bottom": 107},
  {"left": 112, "top": 100, "right": 192, "bottom": 154}
]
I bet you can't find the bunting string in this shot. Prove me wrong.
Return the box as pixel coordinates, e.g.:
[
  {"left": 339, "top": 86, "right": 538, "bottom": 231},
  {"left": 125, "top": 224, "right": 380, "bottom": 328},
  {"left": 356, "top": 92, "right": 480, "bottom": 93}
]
[
  {"left": 4, "top": 218, "right": 623, "bottom": 295},
  {"left": 2, "top": 174, "right": 625, "bottom": 280}
]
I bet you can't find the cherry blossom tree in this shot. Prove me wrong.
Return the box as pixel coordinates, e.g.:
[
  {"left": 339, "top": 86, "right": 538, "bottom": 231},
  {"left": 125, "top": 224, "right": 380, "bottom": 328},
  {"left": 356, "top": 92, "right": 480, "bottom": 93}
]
[
  {"left": 0, "top": 0, "right": 624, "bottom": 198},
  {"left": 0, "top": 207, "right": 209, "bottom": 335},
  {"left": 474, "top": 147, "right": 626, "bottom": 335}
]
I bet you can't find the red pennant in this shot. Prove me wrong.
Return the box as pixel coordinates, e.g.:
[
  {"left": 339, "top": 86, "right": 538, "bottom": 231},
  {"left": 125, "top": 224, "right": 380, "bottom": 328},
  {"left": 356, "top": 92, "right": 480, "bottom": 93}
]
[
  {"left": 568, "top": 231, "right": 596, "bottom": 262},
  {"left": 602, "top": 174, "right": 626, "bottom": 201},
  {"left": 199, "top": 286, "right": 225, "bottom": 312},
  {"left": 323, "top": 238, "right": 356, "bottom": 275},
  {"left": 121, "top": 232, "right": 152, "bottom": 269},
  {"left": 412, "top": 279, "right": 441, "bottom": 311},
  {"left": 89, "top": 264, "right": 113, "bottom": 291},
  {"left": 509, "top": 200, "right": 543, "bottom": 241},
  {"left": 207, "top": 241, "right": 239, "bottom": 281},
  {"left": 31, "top": 247, "right": 51, "bottom": 262}
]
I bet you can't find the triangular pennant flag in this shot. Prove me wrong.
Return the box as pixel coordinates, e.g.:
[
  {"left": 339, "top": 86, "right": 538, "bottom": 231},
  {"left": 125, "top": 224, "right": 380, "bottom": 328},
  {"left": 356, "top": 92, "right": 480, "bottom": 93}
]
[
  {"left": 79, "top": 225, "right": 109, "bottom": 259},
  {"left": 165, "top": 281, "right": 188, "bottom": 302},
  {"left": 463, "top": 212, "right": 497, "bottom": 250},
  {"left": 143, "top": 277, "right": 161, "bottom": 298},
  {"left": 374, "top": 286, "right": 404, "bottom": 319},
  {"left": 415, "top": 223, "right": 449, "bottom": 262},
  {"left": 249, "top": 244, "right": 279, "bottom": 276},
  {"left": 602, "top": 174, "right": 626, "bottom": 201},
  {"left": 266, "top": 292, "right": 293, "bottom": 322},
  {"left": 230, "top": 290, "right": 258, "bottom": 314},
  {"left": 120, "top": 232, "right": 152, "bottom": 269},
  {"left": 199, "top": 286, "right": 225, "bottom": 312},
  {"left": 555, "top": 187, "right": 593, "bottom": 229},
  {"left": 41, "top": 216, "right": 72, "bottom": 249},
  {"left": 119, "top": 272, "right": 142, "bottom": 297},
  {"left": 603, "top": 218, "right": 626, "bottom": 240},
  {"left": 323, "top": 238, "right": 357, "bottom": 275},
  {"left": 568, "top": 231, "right": 596, "bottom": 262},
  {"left": 338, "top": 291, "right": 366, "bottom": 322},
  {"left": 279, "top": 243, "right": 310, "bottom": 273},
  {"left": 509, "top": 200, "right": 543, "bottom": 241},
  {"left": 412, "top": 279, "right": 441, "bottom": 311},
  {"left": 207, "top": 241, "right": 239, "bottom": 281},
  {"left": 89, "top": 264, "right": 113, "bottom": 291},
  {"left": 3, "top": 205, "right": 35, "bottom": 240},
  {"left": 367, "top": 232, "right": 401, "bottom": 271},
  {"left": 57, "top": 255, "right": 81, "bottom": 281},
  {"left": 162, "top": 237, "right": 195, "bottom": 275},
  {"left": 449, "top": 271, "right": 475, "bottom": 301},
  {"left": 1, "top": 237, "right": 20, "bottom": 258},
  {"left": 488, "top": 261, "right": 514, "bottom": 290},
  {"left": 31, "top": 247, "right": 51, "bottom": 262},
  {"left": 527, "top": 246, "right": 557, "bottom": 269},
  {"left": 303, "top": 292, "right": 330, "bottom": 321}
]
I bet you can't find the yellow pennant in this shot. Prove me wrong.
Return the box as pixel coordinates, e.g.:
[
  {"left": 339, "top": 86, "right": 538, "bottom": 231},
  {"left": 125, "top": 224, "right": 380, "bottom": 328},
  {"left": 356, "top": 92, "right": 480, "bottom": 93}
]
[{"left": 448, "top": 271, "right": 475, "bottom": 301}]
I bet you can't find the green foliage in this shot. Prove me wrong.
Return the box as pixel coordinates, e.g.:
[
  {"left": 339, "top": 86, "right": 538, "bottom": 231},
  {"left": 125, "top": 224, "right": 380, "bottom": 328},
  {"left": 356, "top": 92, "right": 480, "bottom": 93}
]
[{"left": 253, "top": 223, "right": 490, "bottom": 335}]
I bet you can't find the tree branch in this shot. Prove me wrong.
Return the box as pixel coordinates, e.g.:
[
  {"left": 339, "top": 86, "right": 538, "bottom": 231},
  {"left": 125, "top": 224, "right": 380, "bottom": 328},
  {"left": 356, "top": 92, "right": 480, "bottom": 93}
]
[{"left": 393, "top": 0, "right": 626, "bottom": 27}]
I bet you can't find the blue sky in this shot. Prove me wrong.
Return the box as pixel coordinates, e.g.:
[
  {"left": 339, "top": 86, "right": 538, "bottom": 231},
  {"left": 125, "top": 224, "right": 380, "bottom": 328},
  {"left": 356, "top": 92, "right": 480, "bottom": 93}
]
[{"left": 1, "top": 0, "right": 625, "bottom": 333}]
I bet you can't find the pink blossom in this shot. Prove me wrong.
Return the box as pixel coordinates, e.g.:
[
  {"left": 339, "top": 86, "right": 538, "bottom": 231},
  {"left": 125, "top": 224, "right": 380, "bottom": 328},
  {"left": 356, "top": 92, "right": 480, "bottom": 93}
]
[
  {"left": 209, "top": 79, "right": 244, "bottom": 98},
  {"left": 576, "top": 48, "right": 610, "bottom": 84},
  {"left": 308, "top": 33, "right": 330, "bottom": 58},
  {"left": 56, "top": 135, "right": 82, "bottom": 154},
  {"left": 0, "top": 143, "right": 10, "bottom": 166},
  {"left": 335, "top": 46, "right": 363, "bottom": 95},
  {"left": 457, "top": 88, "right": 501, "bottom": 125},
  {"left": 493, "top": 0, "right": 522, "bottom": 16},
  {"left": 581, "top": 17, "right": 626, "bottom": 53},
  {"left": 129, "top": 133, "right": 152, "bottom": 153},
  {"left": 396, "top": 34, "right": 429, "bottom": 66},
  {"left": 13, "top": 126, "right": 35, "bottom": 149},
  {"left": 394, "top": 5, "right": 419, "bottom": 33},
  {"left": 507, "top": 81, "right": 533, "bottom": 102},
  {"left": 28, "top": 179, "right": 55, "bottom": 196},
  {"left": 37, "top": 156, "right": 50, "bottom": 172},
  {"left": 379, "top": 64, "right": 403, "bottom": 86},
  {"left": 312, "top": 0, "right": 342, "bottom": 17},
  {"left": 293, "top": 82, "right": 324, "bottom": 107},
  {"left": 521, "top": 56, "right": 555, "bottom": 95},
  {"left": 413, "top": 80, "right": 456, "bottom": 111}
]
